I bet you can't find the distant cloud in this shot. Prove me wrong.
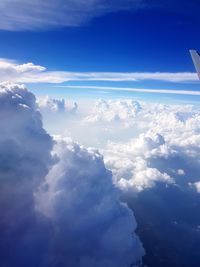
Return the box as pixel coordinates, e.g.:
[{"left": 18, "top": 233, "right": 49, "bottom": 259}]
[
  {"left": 0, "top": 0, "right": 143, "bottom": 31},
  {"left": 91, "top": 98, "right": 200, "bottom": 266},
  {"left": 0, "top": 58, "right": 198, "bottom": 84},
  {"left": 37, "top": 96, "right": 78, "bottom": 114},
  {"left": 82, "top": 98, "right": 200, "bottom": 193},
  {"left": 64, "top": 85, "right": 200, "bottom": 96},
  {"left": 40, "top": 95, "right": 200, "bottom": 266},
  {"left": 84, "top": 99, "right": 142, "bottom": 123}
]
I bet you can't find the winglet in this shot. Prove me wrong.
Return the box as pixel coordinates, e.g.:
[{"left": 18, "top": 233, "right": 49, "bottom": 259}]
[{"left": 190, "top": 50, "right": 200, "bottom": 80}]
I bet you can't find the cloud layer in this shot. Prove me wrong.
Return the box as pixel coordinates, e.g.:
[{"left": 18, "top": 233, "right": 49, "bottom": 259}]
[
  {"left": 64, "top": 85, "right": 200, "bottom": 96},
  {"left": 0, "top": 82, "right": 144, "bottom": 267},
  {"left": 2, "top": 80, "right": 200, "bottom": 267},
  {"left": 77, "top": 98, "right": 200, "bottom": 266},
  {"left": 82, "top": 99, "right": 200, "bottom": 193},
  {"left": 0, "top": 58, "right": 197, "bottom": 84},
  {"left": 40, "top": 97, "right": 200, "bottom": 195}
]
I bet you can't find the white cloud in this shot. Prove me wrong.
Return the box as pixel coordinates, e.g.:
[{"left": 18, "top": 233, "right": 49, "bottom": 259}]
[
  {"left": 0, "top": 0, "right": 143, "bottom": 31},
  {"left": 80, "top": 98, "right": 200, "bottom": 265},
  {"left": 0, "top": 58, "right": 45, "bottom": 72},
  {"left": 0, "top": 58, "right": 198, "bottom": 84},
  {"left": 38, "top": 96, "right": 200, "bottom": 266},
  {"left": 62, "top": 85, "right": 200, "bottom": 96},
  {"left": 2, "top": 81, "right": 200, "bottom": 266},
  {"left": 37, "top": 96, "right": 78, "bottom": 114},
  {"left": 36, "top": 138, "right": 144, "bottom": 267},
  {"left": 104, "top": 133, "right": 175, "bottom": 193},
  {"left": 88, "top": 98, "right": 200, "bottom": 148},
  {"left": 189, "top": 181, "right": 200, "bottom": 193},
  {"left": 0, "top": 82, "right": 144, "bottom": 267},
  {"left": 194, "top": 182, "right": 200, "bottom": 193},
  {"left": 0, "top": 58, "right": 46, "bottom": 82},
  {"left": 84, "top": 99, "right": 141, "bottom": 123},
  {"left": 77, "top": 99, "right": 200, "bottom": 193},
  {"left": 0, "top": 81, "right": 54, "bottom": 266}
]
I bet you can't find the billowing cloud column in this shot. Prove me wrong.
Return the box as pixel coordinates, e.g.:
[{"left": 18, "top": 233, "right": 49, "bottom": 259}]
[
  {"left": 36, "top": 140, "right": 144, "bottom": 267},
  {"left": 0, "top": 82, "right": 144, "bottom": 267},
  {"left": 0, "top": 82, "right": 54, "bottom": 266}
]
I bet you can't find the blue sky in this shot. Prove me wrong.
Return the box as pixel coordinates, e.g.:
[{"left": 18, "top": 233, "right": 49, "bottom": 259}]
[{"left": 0, "top": 0, "right": 200, "bottom": 101}]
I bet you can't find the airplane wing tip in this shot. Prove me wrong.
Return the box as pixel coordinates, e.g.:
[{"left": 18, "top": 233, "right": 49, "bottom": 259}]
[
  {"left": 190, "top": 49, "right": 200, "bottom": 80},
  {"left": 190, "top": 49, "right": 197, "bottom": 54}
]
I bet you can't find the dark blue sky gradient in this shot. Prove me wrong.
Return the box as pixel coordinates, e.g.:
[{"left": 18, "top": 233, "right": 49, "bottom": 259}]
[{"left": 0, "top": 2, "right": 200, "bottom": 73}]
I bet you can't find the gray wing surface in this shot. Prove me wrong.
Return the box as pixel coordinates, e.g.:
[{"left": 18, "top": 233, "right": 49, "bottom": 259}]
[{"left": 190, "top": 50, "right": 200, "bottom": 80}]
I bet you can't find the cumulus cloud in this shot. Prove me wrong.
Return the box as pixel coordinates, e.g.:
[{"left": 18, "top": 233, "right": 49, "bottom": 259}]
[
  {"left": 0, "top": 58, "right": 46, "bottom": 82},
  {"left": 0, "top": 82, "right": 144, "bottom": 267},
  {"left": 0, "top": 81, "right": 54, "bottom": 266},
  {"left": 0, "top": 58, "right": 197, "bottom": 84},
  {"left": 194, "top": 182, "right": 200, "bottom": 193},
  {"left": 189, "top": 181, "right": 200, "bottom": 193},
  {"left": 37, "top": 96, "right": 78, "bottom": 114},
  {"left": 36, "top": 139, "right": 144, "bottom": 267},
  {"left": 104, "top": 133, "right": 175, "bottom": 193},
  {"left": 0, "top": 58, "right": 45, "bottom": 72},
  {"left": 81, "top": 98, "right": 200, "bottom": 267},
  {"left": 0, "top": 0, "right": 143, "bottom": 31},
  {"left": 38, "top": 96, "right": 200, "bottom": 267},
  {"left": 84, "top": 99, "right": 141, "bottom": 123},
  {"left": 81, "top": 98, "right": 200, "bottom": 193}
]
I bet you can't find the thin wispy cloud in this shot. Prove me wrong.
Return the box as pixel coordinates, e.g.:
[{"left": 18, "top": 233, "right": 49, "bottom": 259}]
[
  {"left": 60, "top": 85, "right": 200, "bottom": 96},
  {"left": 0, "top": 0, "right": 199, "bottom": 31},
  {"left": 0, "top": 0, "right": 143, "bottom": 31},
  {"left": 0, "top": 58, "right": 198, "bottom": 83}
]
